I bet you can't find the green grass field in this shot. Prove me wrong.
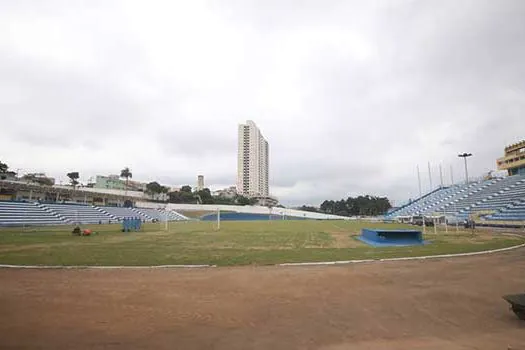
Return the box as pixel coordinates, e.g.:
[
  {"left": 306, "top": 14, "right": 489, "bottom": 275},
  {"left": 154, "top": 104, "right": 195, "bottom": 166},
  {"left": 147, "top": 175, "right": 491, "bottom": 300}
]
[{"left": 0, "top": 220, "right": 522, "bottom": 266}]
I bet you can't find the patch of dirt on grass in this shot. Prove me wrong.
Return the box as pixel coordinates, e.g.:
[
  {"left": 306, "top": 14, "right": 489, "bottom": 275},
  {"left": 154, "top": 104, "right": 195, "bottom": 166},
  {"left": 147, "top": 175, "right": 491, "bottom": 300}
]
[
  {"left": 320, "top": 231, "right": 363, "bottom": 248},
  {"left": 425, "top": 231, "right": 520, "bottom": 245}
]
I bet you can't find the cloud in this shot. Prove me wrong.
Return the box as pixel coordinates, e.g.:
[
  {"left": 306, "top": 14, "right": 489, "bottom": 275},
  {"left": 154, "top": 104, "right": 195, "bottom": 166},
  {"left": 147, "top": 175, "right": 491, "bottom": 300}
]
[{"left": 1, "top": 0, "right": 524, "bottom": 206}]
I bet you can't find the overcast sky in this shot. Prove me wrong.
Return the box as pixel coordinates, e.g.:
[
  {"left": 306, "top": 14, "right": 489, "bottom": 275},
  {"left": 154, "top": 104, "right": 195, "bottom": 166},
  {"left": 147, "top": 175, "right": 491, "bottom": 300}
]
[{"left": 1, "top": 0, "right": 524, "bottom": 206}]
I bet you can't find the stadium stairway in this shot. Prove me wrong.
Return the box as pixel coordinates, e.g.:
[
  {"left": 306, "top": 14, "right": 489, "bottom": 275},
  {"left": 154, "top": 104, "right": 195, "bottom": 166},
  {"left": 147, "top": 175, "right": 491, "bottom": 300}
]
[
  {"left": 133, "top": 208, "right": 189, "bottom": 221},
  {"left": 98, "top": 206, "right": 150, "bottom": 222}
]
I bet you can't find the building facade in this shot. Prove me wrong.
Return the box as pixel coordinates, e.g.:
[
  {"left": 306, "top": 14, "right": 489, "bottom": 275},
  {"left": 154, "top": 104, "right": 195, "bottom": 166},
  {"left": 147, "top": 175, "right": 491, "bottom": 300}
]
[
  {"left": 213, "top": 186, "right": 237, "bottom": 199},
  {"left": 94, "top": 175, "right": 126, "bottom": 190},
  {"left": 237, "top": 120, "right": 269, "bottom": 197},
  {"left": 94, "top": 175, "right": 146, "bottom": 192},
  {"left": 497, "top": 139, "right": 525, "bottom": 176},
  {"left": 196, "top": 175, "right": 204, "bottom": 191}
]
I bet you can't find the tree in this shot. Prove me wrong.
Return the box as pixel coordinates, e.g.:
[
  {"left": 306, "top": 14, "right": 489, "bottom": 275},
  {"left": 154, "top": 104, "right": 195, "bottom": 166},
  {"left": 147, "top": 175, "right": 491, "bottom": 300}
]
[
  {"left": 146, "top": 181, "right": 163, "bottom": 198},
  {"left": 195, "top": 188, "right": 214, "bottom": 204},
  {"left": 320, "top": 200, "right": 335, "bottom": 214},
  {"left": 317, "top": 195, "right": 392, "bottom": 217},
  {"left": 22, "top": 173, "right": 54, "bottom": 186},
  {"left": 0, "top": 161, "right": 7, "bottom": 174},
  {"left": 298, "top": 205, "right": 319, "bottom": 213},
  {"left": 236, "top": 195, "right": 257, "bottom": 206},
  {"left": 168, "top": 191, "right": 182, "bottom": 203},
  {"left": 0, "top": 161, "right": 15, "bottom": 180},
  {"left": 67, "top": 172, "right": 80, "bottom": 189},
  {"left": 236, "top": 195, "right": 251, "bottom": 206},
  {"left": 120, "top": 167, "right": 132, "bottom": 190},
  {"left": 167, "top": 186, "right": 195, "bottom": 204},
  {"left": 145, "top": 182, "right": 170, "bottom": 201}
]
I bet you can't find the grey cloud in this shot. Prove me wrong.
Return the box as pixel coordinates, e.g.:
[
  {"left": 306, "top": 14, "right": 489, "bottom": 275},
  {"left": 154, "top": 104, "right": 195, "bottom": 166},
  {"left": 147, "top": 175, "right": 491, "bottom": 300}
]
[{"left": 1, "top": 0, "right": 524, "bottom": 206}]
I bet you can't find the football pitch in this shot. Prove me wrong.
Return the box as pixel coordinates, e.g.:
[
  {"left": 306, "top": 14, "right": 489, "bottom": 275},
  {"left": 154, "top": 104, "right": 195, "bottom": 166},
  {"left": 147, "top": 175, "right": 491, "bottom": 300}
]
[{"left": 0, "top": 220, "right": 522, "bottom": 266}]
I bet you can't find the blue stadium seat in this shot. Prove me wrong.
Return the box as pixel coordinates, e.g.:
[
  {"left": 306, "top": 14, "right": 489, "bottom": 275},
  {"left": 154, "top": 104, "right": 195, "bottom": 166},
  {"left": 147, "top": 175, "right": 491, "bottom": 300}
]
[
  {"left": 386, "top": 175, "right": 525, "bottom": 222},
  {"left": 0, "top": 201, "right": 66, "bottom": 226},
  {"left": 39, "top": 203, "right": 113, "bottom": 224}
]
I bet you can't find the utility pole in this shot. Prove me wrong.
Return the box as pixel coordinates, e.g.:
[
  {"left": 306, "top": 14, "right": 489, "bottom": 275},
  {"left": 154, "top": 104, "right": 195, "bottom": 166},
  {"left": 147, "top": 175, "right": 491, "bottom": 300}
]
[
  {"left": 439, "top": 164, "right": 444, "bottom": 188},
  {"left": 428, "top": 162, "right": 433, "bottom": 191},
  {"left": 417, "top": 165, "right": 422, "bottom": 197},
  {"left": 454, "top": 200, "right": 459, "bottom": 232},
  {"left": 165, "top": 206, "right": 169, "bottom": 231},
  {"left": 443, "top": 205, "right": 448, "bottom": 233},
  {"left": 458, "top": 153, "right": 473, "bottom": 184}
]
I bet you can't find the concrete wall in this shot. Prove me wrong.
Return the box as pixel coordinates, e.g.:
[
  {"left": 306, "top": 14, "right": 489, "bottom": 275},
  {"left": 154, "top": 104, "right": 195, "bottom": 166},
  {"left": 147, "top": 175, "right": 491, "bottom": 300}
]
[
  {"left": 135, "top": 202, "right": 350, "bottom": 220},
  {"left": 53, "top": 185, "right": 147, "bottom": 199}
]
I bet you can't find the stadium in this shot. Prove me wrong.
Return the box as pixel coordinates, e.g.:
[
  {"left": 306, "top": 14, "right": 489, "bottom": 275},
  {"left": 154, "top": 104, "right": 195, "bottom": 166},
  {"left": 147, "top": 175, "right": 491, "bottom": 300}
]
[
  {"left": 2, "top": 1, "right": 525, "bottom": 347},
  {"left": 1, "top": 140, "right": 525, "bottom": 348}
]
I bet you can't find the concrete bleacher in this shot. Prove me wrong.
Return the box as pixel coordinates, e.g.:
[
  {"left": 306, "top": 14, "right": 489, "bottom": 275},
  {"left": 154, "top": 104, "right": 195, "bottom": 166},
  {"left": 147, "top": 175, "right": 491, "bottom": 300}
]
[
  {"left": 487, "top": 200, "right": 525, "bottom": 221},
  {"left": 437, "top": 180, "right": 496, "bottom": 215},
  {"left": 387, "top": 174, "right": 525, "bottom": 222},
  {"left": 391, "top": 182, "right": 475, "bottom": 217},
  {"left": 0, "top": 201, "right": 190, "bottom": 227},
  {"left": 456, "top": 176, "right": 525, "bottom": 218},
  {"left": 99, "top": 206, "right": 150, "bottom": 221},
  {"left": 0, "top": 201, "right": 66, "bottom": 226},
  {"left": 39, "top": 203, "right": 114, "bottom": 224},
  {"left": 134, "top": 208, "right": 188, "bottom": 221},
  {"left": 481, "top": 178, "right": 525, "bottom": 207},
  {"left": 485, "top": 201, "right": 525, "bottom": 221}
]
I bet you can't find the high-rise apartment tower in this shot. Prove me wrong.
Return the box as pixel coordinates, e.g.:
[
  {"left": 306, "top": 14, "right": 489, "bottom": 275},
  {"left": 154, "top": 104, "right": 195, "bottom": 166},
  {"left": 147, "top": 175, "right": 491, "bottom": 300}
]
[{"left": 237, "top": 120, "right": 269, "bottom": 197}]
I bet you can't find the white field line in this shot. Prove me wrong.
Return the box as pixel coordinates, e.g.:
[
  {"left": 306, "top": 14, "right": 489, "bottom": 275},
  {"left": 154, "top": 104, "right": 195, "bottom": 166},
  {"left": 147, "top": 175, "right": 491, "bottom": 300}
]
[
  {"left": 1, "top": 237, "right": 523, "bottom": 270},
  {"left": 278, "top": 243, "right": 525, "bottom": 267},
  {"left": 0, "top": 264, "right": 216, "bottom": 269}
]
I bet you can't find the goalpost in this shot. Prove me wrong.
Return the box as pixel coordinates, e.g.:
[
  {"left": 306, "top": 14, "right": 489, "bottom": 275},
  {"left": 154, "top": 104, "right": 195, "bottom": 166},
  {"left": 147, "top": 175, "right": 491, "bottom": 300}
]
[
  {"left": 216, "top": 207, "right": 220, "bottom": 231},
  {"left": 161, "top": 205, "right": 169, "bottom": 232}
]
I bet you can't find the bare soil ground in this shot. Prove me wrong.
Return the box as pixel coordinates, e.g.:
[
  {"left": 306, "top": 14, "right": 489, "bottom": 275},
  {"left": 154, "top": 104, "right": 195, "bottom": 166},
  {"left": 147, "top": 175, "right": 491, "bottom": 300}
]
[{"left": 1, "top": 249, "right": 524, "bottom": 350}]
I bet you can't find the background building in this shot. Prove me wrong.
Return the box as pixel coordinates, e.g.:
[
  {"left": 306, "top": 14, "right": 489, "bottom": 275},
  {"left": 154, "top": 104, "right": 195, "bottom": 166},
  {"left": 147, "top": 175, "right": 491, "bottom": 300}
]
[
  {"left": 213, "top": 186, "right": 237, "bottom": 199},
  {"left": 196, "top": 175, "right": 204, "bottom": 191},
  {"left": 497, "top": 139, "right": 525, "bottom": 175},
  {"left": 94, "top": 175, "right": 146, "bottom": 192},
  {"left": 94, "top": 175, "right": 126, "bottom": 190},
  {"left": 237, "top": 120, "right": 269, "bottom": 197}
]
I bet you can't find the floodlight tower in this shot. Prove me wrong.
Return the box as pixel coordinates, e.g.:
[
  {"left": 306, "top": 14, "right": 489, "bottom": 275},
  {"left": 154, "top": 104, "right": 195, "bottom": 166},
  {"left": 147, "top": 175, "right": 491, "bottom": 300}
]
[{"left": 458, "top": 153, "right": 473, "bottom": 184}]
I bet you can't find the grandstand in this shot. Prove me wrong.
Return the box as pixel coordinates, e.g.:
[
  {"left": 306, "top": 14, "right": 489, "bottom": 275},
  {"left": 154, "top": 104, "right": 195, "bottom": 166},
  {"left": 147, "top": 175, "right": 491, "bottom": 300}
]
[
  {"left": 388, "top": 140, "right": 525, "bottom": 224},
  {"left": 487, "top": 201, "right": 525, "bottom": 221},
  {"left": 386, "top": 174, "right": 525, "bottom": 223},
  {"left": 0, "top": 177, "right": 191, "bottom": 226},
  {"left": 39, "top": 203, "right": 114, "bottom": 224},
  {"left": 134, "top": 208, "right": 188, "bottom": 221},
  {"left": 0, "top": 201, "right": 66, "bottom": 227},
  {"left": 0, "top": 201, "right": 189, "bottom": 227},
  {"left": 99, "top": 206, "right": 150, "bottom": 221}
]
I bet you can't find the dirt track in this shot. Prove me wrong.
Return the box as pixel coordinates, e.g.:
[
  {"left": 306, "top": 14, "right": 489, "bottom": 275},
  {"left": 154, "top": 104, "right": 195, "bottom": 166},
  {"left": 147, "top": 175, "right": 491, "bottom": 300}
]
[{"left": 1, "top": 250, "right": 524, "bottom": 349}]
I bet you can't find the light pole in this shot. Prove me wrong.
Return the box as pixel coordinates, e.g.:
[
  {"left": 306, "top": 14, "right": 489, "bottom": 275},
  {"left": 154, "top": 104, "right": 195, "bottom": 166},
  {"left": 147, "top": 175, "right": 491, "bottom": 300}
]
[
  {"left": 458, "top": 153, "right": 472, "bottom": 184},
  {"left": 417, "top": 165, "right": 422, "bottom": 197}
]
